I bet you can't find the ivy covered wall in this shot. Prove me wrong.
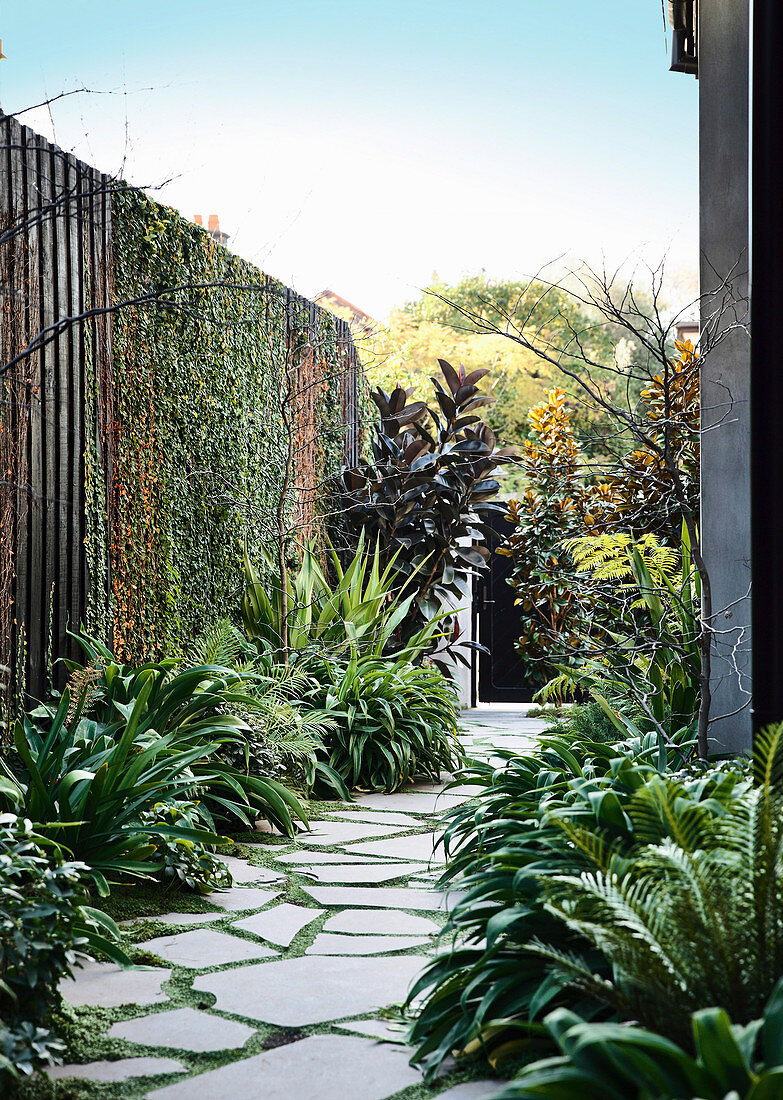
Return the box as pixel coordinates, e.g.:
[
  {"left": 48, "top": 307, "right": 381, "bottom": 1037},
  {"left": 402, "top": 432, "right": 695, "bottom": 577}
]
[{"left": 85, "top": 187, "right": 362, "bottom": 663}]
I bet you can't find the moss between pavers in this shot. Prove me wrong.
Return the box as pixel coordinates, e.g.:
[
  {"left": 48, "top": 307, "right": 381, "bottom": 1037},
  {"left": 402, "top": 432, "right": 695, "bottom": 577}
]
[{"left": 13, "top": 797, "right": 469, "bottom": 1100}]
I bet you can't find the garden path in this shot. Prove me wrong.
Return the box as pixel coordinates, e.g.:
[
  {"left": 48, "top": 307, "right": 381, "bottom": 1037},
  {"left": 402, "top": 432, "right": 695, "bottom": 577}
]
[{"left": 50, "top": 707, "right": 544, "bottom": 1100}]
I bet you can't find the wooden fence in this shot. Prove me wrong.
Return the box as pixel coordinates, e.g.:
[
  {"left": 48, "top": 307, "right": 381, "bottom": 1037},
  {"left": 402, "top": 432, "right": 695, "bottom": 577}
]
[{"left": 0, "top": 113, "right": 362, "bottom": 717}]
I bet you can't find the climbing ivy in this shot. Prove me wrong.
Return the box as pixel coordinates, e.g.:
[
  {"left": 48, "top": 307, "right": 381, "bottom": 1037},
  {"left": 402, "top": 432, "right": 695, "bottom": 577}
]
[{"left": 84, "top": 187, "right": 361, "bottom": 663}]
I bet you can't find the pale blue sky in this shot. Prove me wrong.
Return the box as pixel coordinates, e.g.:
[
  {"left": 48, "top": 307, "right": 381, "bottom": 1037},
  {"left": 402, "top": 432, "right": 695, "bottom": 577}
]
[{"left": 1, "top": 1, "right": 697, "bottom": 316}]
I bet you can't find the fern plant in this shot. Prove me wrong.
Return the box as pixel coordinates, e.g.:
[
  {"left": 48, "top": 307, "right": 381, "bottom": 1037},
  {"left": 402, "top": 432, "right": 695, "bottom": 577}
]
[
  {"left": 188, "top": 619, "right": 350, "bottom": 799},
  {"left": 407, "top": 725, "right": 750, "bottom": 1080},
  {"left": 536, "top": 724, "right": 783, "bottom": 1044}
]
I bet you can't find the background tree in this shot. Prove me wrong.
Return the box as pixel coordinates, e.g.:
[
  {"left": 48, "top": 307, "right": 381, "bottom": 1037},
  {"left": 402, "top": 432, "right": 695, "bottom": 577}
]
[{"left": 419, "top": 263, "right": 744, "bottom": 756}]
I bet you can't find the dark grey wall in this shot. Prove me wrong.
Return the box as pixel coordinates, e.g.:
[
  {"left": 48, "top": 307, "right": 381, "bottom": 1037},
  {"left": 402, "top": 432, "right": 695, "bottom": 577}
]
[{"left": 699, "top": 0, "right": 752, "bottom": 752}]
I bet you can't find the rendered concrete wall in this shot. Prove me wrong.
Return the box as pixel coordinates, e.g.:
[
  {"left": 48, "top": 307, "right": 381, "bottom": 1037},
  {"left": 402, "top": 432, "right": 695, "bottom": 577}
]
[{"left": 699, "top": 0, "right": 752, "bottom": 752}]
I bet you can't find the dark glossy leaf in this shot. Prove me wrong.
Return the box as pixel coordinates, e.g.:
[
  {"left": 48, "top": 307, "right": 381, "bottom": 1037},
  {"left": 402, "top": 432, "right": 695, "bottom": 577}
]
[{"left": 438, "top": 358, "right": 461, "bottom": 394}]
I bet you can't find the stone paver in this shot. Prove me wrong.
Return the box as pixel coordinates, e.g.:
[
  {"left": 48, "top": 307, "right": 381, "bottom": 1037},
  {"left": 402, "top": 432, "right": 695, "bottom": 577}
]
[
  {"left": 232, "top": 902, "right": 324, "bottom": 947},
  {"left": 208, "top": 887, "right": 283, "bottom": 911},
  {"left": 323, "top": 909, "right": 439, "bottom": 936},
  {"left": 302, "top": 884, "right": 460, "bottom": 910},
  {"left": 326, "top": 810, "right": 423, "bottom": 827},
  {"left": 303, "top": 820, "right": 408, "bottom": 846},
  {"left": 306, "top": 932, "right": 428, "bottom": 954},
  {"left": 274, "top": 849, "right": 385, "bottom": 865},
  {"left": 140, "top": 928, "right": 277, "bottom": 967},
  {"left": 59, "top": 962, "right": 172, "bottom": 1008},
  {"left": 127, "top": 911, "right": 226, "bottom": 927},
  {"left": 349, "top": 831, "right": 445, "bottom": 863},
  {"left": 216, "top": 854, "right": 283, "bottom": 884},
  {"left": 334, "top": 1018, "right": 407, "bottom": 1042},
  {"left": 145, "top": 1034, "right": 422, "bottom": 1100},
  {"left": 46, "top": 1057, "right": 185, "bottom": 1082},
  {"left": 110, "top": 1006, "right": 255, "bottom": 1053},
  {"left": 298, "top": 861, "right": 424, "bottom": 883},
  {"left": 351, "top": 791, "right": 471, "bottom": 813},
  {"left": 192, "top": 954, "right": 424, "bottom": 1025}
]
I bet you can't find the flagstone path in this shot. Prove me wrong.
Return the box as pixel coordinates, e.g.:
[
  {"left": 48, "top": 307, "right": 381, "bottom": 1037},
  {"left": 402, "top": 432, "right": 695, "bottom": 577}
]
[{"left": 50, "top": 706, "right": 543, "bottom": 1100}]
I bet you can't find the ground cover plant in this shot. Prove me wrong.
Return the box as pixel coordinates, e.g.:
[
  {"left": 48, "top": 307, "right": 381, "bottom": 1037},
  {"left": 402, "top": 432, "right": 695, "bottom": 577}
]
[{"left": 0, "top": 815, "right": 123, "bottom": 1083}]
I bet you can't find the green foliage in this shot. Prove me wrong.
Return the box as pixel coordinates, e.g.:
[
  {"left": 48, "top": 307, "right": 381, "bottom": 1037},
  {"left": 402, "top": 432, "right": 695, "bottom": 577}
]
[
  {"left": 406, "top": 728, "right": 741, "bottom": 1079},
  {"left": 336, "top": 360, "right": 515, "bottom": 665},
  {"left": 543, "top": 523, "right": 701, "bottom": 743},
  {"left": 86, "top": 186, "right": 359, "bottom": 665},
  {"left": 241, "top": 532, "right": 430, "bottom": 661},
  {"left": 0, "top": 814, "right": 123, "bottom": 1081},
  {"left": 310, "top": 654, "right": 461, "bottom": 793},
  {"left": 536, "top": 724, "right": 783, "bottom": 1043},
  {"left": 0, "top": 633, "right": 309, "bottom": 886},
  {"left": 496, "top": 988, "right": 783, "bottom": 1100}
]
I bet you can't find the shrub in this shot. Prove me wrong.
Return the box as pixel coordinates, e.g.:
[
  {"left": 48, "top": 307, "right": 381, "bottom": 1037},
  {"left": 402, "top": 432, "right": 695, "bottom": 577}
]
[
  {"left": 0, "top": 814, "right": 122, "bottom": 1081},
  {"left": 187, "top": 618, "right": 349, "bottom": 800},
  {"left": 406, "top": 729, "right": 742, "bottom": 1079},
  {"left": 543, "top": 701, "right": 624, "bottom": 744},
  {"left": 311, "top": 655, "right": 461, "bottom": 792},
  {"left": 533, "top": 724, "right": 783, "bottom": 1044}
]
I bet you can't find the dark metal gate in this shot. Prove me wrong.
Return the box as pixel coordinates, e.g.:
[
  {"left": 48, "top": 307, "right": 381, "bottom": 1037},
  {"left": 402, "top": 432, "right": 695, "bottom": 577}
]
[{"left": 474, "top": 508, "right": 535, "bottom": 703}]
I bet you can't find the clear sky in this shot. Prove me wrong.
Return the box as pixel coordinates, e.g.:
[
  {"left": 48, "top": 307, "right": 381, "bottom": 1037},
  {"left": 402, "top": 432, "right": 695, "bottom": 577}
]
[{"left": 0, "top": 1, "right": 698, "bottom": 318}]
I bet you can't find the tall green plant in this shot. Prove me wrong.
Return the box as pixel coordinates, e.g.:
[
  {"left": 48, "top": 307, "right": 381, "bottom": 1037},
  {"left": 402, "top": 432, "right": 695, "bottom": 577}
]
[{"left": 241, "top": 532, "right": 434, "bottom": 661}]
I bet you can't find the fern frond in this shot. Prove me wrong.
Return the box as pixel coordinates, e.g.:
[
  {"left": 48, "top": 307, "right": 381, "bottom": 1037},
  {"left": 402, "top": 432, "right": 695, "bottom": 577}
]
[{"left": 188, "top": 618, "right": 243, "bottom": 668}]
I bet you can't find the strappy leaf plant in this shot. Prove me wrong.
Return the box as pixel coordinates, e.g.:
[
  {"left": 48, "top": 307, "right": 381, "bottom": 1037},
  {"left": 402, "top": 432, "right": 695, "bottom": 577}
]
[
  {"left": 241, "top": 530, "right": 439, "bottom": 662},
  {"left": 311, "top": 654, "right": 461, "bottom": 792},
  {"left": 0, "top": 632, "right": 309, "bottom": 886},
  {"left": 495, "top": 985, "right": 783, "bottom": 1100}
]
